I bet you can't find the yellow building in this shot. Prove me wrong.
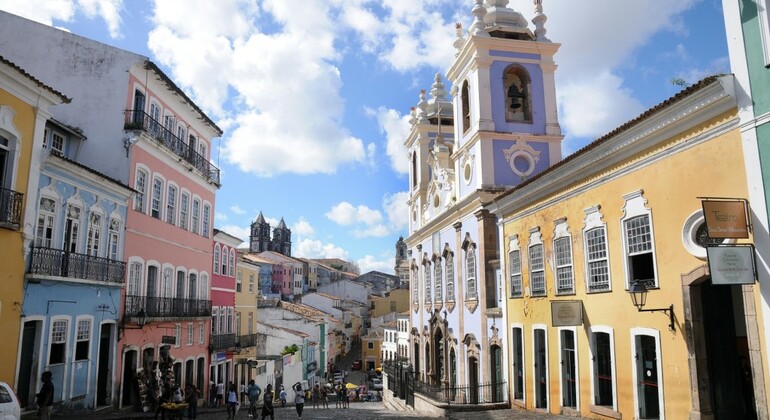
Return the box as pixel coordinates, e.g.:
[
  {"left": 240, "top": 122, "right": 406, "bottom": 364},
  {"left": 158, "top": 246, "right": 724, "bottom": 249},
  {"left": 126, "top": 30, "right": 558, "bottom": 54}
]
[
  {"left": 0, "top": 57, "right": 68, "bottom": 384},
  {"left": 370, "top": 288, "right": 410, "bottom": 319},
  {"left": 488, "top": 76, "right": 768, "bottom": 419},
  {"left": 234, "top": 253, "right": 260, "bottom": 390},
  {"left": 361, "top": 327, "right": 383, "bottom": 372}
]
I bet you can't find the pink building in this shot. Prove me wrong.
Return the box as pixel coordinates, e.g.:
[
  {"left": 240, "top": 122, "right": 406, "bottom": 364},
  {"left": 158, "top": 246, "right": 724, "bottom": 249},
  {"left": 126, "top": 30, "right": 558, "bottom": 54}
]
[
  {"left": 210, "top": 230, "right": 242, "bottom": 389},
  {"left": 119, "top": 63, "right": 221, "bottom": 409}
]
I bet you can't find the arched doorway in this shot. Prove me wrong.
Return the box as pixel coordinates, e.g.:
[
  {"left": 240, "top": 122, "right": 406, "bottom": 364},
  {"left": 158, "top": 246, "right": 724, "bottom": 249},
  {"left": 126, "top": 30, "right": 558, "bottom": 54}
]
[
  {"left": 433, "top": 329, "right": 444, "bottom": 385},
  {"left": 121, "top": 349, "right": 138, "bottom": 409},
  {"left": 490, "top": 344, "right": 503, "bottom": 402},
  {"left": 468, "top": 356, "right": 479, "bottom": 404}
]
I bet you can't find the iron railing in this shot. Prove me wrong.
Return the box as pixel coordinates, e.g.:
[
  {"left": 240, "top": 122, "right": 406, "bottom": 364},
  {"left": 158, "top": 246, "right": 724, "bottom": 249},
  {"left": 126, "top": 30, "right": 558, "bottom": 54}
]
[
  {"left": 124, "top": 110, "right": 220, "bottom": 185},
  {"left": 210, "top": 333, "right": 237, "bottom": 351},
  {"left": 125, "top": 294, "right": 212, "bottom": 318},
  {"left": 412, "top": 380, "right": 507, "bottom": 405},
  {"left": 28, "top": 246, "right": 126, "bottom": 283},
  {"left": 239, "top": 333, "right": 258, "bottom": 348},
  {"left": 0, "top": 187, "right": 23, "bottom": 229}
]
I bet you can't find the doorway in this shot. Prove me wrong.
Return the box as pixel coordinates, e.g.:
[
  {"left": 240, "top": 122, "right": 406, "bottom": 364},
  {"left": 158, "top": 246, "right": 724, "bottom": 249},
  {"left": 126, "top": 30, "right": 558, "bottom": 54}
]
[
  {"left": 468, "top": 356, "right": 479, "bottom": 404},
  {"left": 491, "top": 345, "right": 503, "bottom": 402},
  {"left": 121, "top": 349, "right": 138, "bottom": 409},
  {"left": 18, "top": 320, "right": 42, "bottom": 408},
  {"left": 534, "top": 328, "right": 548, "bottom": 409},
  {"left": 95, "top": 323, "right": 113, "bottom": 407},
  {"left": 634, "top": 332, "right": 661, "bottom": 419},
  {"left": 560, "top": 329, "right": 577, "bottom": 409}
]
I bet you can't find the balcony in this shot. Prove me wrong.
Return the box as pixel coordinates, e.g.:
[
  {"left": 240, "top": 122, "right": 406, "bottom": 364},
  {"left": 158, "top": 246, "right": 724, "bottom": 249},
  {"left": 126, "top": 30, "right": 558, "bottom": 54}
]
[
  {"left": 125, "top": 294, "right": 212, "bottom": 319},
  {"left": 28, "top": 246, "right": 126, "bottom": 284},
  {"left": 0, "top": 187, "right": 23, "bottom": 230},
  {"left": 210, "top": 333, "right": 237, "bottom": 351},
  {"left": 124, "top": 110, "right": 220, "bottom": 185},
  {"left": 239, "top": 333, "right": 258, "bottom": 348}
]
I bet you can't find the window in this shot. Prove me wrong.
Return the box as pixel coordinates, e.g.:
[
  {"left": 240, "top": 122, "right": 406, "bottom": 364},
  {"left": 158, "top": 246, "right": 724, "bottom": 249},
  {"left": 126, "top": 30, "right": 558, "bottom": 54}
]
[
  {"left": 622, "top": 191, "right": 657, "bottom": 288},
  {"left": 757, "top": 0, "right": 770, "bottom": 66},
  {"left": 214, "top": 244, "right": 221, "bottom": 275},
  {"left": 591, "top": 330, "right": 615, "bottom": 409},
  {"left": 162, "top": 267, "right": 173, "bottom": 298},
  {"left": 188, "top": 273, "right": 197, "bottom": 299},
  {"left": 49, "top": 319, "right": 68, "bottom": 364},
  {"left": 434, "top": 258, "right": 442, "bottom": 303},
  {"left": 235, "top": 312, "right": 241, "bottom": 336},
  {"left": 199, "top": 321, "right": 205, "bottom": 344},
  {"left": 175, "top": 324, "right": 181, "bottom": 347},
  {"left": 461, "top": 81, "right": 470, "bottom": 133},
  {"left": 47, "top": 130, "right": 65, "bottom": 154},
  {"left": 200, "top": 274, "right": 209, "bottom": 300},
  {"left": 179, "top": 192, "right": 189, "bottom": 229},
  {"left": 412, "top": 266, "right": 419, "bottom": 305},
  {"left": 86, "top": 212, "right": 102, "bottom": 256},
  {"left": 211, "top": 307, "right": 218, "bottom": 335},
  {"left": 166, "top": 185, "right": 177, "bottom": 224},
  {"left": 35, "top": 197, "right": 56, "bottom": 248},
  {"left": 236, "top": 271, "right": 242, "bottom": 292},
  {"left": 202, "top": 204, "right": 210, "bottom": 237},
  {"left": 187, "top": 322, "right": 194, "bottom": 346},
  {"left": 554, "top": 221, "right": 574, "bottom": 295},
  {"left": 445, "top": 252, "right": 454, "bottom": 301},
  {"left": 584, "top": 208, "right": 611, "bottom": 292},
  {"left": 509, "top": 249, "right": 522, "bottom": 298},
  {"left": 191, "top": 198, "right": 200, "bottom": 234},
  {"left": 151, "top": 177, "right": 163, "bottom": 218},
  {"left": 176, "top": 270, "right": 186, "bottom": 298},
  {"left": 512, "top": 326, "right": 524, "bottom": 401},
  {"left": 503, "top": 65, "right": 532, "bottom": 122},
  {"left": 248, "top": 312, "right": 254, "bottom": 334},
  {"left": 64, "top": 204, "right": 81, "bottom": 253},
  {"left": 108, "top": 218, "right": 120, "bottom": 260},
  {"left": 424, "top": 263, "right": 431, "bottom": 304},
  {"left": 135, "top": 169, "right": 147, "bottom": 212},
  {"left": 75, "top": 318, "right": 91, "bottom": 361},
  {"left": 146, "top": 266, "right": 158, "bottom": 297},
  {"left": 229, "top": 250, "right": 236, "bottom": 277},
  {"left": 465, "top": 245, "right": 477, "bottom": 300},
  {"left": 199, "top": 143, "right": 207, "bottom": 159},
  {"left": 368, "top": 342, "right": 374, "bottom": 350},
  {"left": 128, "top": 261, "right": 142, "bottom": 296},
  {"left": 221, "top": 246, "right": 228, "bottom": 274},
  {"left": 248, "top": 274, "right": 254, "bottom": 293},
  {"left": 529, "top": 243, "right": 545, "bottom": 296}
]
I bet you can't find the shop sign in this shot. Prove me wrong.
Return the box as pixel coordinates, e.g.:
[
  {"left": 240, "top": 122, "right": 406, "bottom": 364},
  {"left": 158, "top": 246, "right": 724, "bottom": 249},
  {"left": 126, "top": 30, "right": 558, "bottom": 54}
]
[
  {"left": 702, "top": 200, "right": 749, "bottom": 239},
  {"left": 216, "top": 352, "right": 226, "bottom": 362},
  {"left": 161, "top": 335, "right": 176, "bottom": 345},
  {"left": 551, "top": 301, "right": 583, "bottom": 327},
  {"left": 307, "top": 361, "right": 317, "bottom": 373},
  {"left": 708, "top": 246, "right": 756, "bottom": 285}
]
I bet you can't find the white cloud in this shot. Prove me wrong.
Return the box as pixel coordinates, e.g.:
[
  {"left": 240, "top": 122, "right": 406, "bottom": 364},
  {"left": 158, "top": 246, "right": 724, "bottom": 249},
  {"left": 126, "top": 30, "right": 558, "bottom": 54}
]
[
  {"left": 326, "top": 202, "right": 383, "bottom": 226},
  {"left": 77, "top": 0, "right": 122, "bottom": 38},
  {"left": 215, "top": 212, "right": 228, "bottom": 223},
  {"left": 295, "top": 238, "right": 349, "bottom": 259},
  {"left": 216, "top": 224, "right": 249, "bottom": 248},
  {"left": 0, "top": 0, "right": 123, "bottom": 37},
  {"left": 367, "top": 106, "right": 411, "bottom": 175},
  {"left": 230, "top": 205, "right": 246, "bottom": 215},
  {"left": 357, "top": 254, "right": 395, "bottom": 275},
  {"left": 292, "top": 218, "right": 315, "bottom": 238},
  {"left": 383, "top": 191, "right": 409, "bottom": 232}
]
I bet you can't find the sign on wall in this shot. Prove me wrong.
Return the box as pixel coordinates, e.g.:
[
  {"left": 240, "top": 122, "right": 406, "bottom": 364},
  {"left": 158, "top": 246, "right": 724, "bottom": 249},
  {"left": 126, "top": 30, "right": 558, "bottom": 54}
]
[
  {"left": 551, "top": 301, "right": 583, "bottom": 327},
  {"left": 161, "top": 335, "right": 176, "bottom": 345},
  {"left": 702, "top": 200, "right": 749, "bottom": 239},
  {"left": 708, "top": 245, "right": 756, "bottom": 285}
]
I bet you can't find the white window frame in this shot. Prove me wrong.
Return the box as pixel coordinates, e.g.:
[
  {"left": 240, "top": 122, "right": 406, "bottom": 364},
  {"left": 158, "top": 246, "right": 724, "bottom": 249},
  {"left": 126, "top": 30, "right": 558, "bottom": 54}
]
[
  {"left": 73, "top": 316, "right": 93, "bottom": 362},
  {"left": 248, "top": 273, "right": 254, "bottom": 294},
  {"left": 150, "top": 175, "right": 164, "bottom": 219},
  {"left": 64, "top": 202, "right": 82, "bottom": 253},
  {"left": 511, "top": 324, "right": 526, "bottom": 404},
  {"left": 188, "top": 271, "right": 198, "bottom": 300},
  {"left": 588, "top": 326, "right": 618, "bottom": 413},
  {"left": 557, "top": 326, "right": 580, "bottom": 411},
  {"left": 531, "top": 324, "right": 549, "bottom": 411},
  {"left": 630, "top": 328, "right": 665, "bottom": 420},
  {"left": 191, "top": 197, "right": 200, "bottom": 234},
  {"left": 757, "top": 0, "right": 770, "bottom": 66},
  {"left": 86, "top": 210, "right": 103, "bottom": 257},
  {"left": 202, "top": 202, "right": 211, "bottom": 238},
  {"left": 528, "top": 228, "right": 545, "bottom": 297},
  {"left": 445, "top": 252, "right": 455, "bottom": 302},
  {"left": 465, "top": 244, "right": 477, "bottom": 301},
  {"left": 236, "top": 270, "right": 242, "bottom": 292},
  {"left": 134, "top": 167, "right": 148, "bottom": 213},
  {"left": 127, "top": 259, "right": 144, "bottom": 296},
  {"left": 161, "top": 265, "right": 174, "bottom": 298},
  {"left": 175, "top": 323, "right": 182, "bottom": 347},
  {"left": 187, "top": 322, "right": 194, "bottom": 346},
  {"left": 199, "top": 321, "right": 205, "bottom": 344},
  {"left": 166, "top": 183, "right": 177, "bottom": 225},
  {"left": 0, "top": 107, "right": 22, "bottom": 191},
  {"left": 509, "top": 235, "right": 523, "bottom": 298},
  {"left": 200, "top": 273, "right": 209, "bottom": 300},
  {"left": 213, "top": 244, "right": 221, "bottom": 275},
  {"left": 553, "top": 220, "right": 574, "bottom": 295},
  {"left": 107, "top": 216, "right": 121, "bottom": 260},
  {"left": 36, "top": 196, "right": 57, "bottom": 248},
  {"left": 49, "top": 316, "right": 70, "bottom": 365},
  {"left": 229, "top": 249, "right": 236, "bottom": 277},
  {"left": 412, "top": 265, "right": 419, "bottom": 305},
  {"left": 433, "top": 256, "right": 442, "bottom": 304},
  {"left": 620, "top": 190, "right": 658, "bottom": 289},
  {"left": 424, "top": 260, "right": 432, "bottom": 304},
  {"left": 179, "top": 190, "right": 190, "bottom": 230},
  {"left": 583, "top": 205, "right": 612, "bottom": 293}
]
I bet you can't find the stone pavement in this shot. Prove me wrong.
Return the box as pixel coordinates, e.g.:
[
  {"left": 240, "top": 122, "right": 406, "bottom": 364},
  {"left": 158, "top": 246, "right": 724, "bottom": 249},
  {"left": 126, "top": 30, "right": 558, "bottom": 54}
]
[{"left": 29, "top": 401, "right": 589, "bottom": 420}]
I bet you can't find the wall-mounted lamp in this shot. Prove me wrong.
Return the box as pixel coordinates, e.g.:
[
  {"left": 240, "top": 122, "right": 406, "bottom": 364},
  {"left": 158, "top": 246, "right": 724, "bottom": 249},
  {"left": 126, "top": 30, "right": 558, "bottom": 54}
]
[
  {"left": 119, "top": 308, "right": 148, "bottom": 338},
  {"left": 123, "top": 136, "right": 139, "bottom": 157},
  {"left": 629, "top": 280, "right": 674, "bottom": 331}
]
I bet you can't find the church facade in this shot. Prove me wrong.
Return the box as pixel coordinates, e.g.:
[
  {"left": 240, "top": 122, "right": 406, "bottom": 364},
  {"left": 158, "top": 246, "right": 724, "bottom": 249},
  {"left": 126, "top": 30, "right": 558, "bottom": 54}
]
[{"left": 249, "top": 211, "right": 292, "bottom": 256}]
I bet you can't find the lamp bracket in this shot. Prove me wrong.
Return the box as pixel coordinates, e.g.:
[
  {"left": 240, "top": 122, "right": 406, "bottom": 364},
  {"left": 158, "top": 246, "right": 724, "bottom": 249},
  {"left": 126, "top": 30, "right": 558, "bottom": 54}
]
[{"left": 637, "top": 304, "right": 675, "bottom": 331}]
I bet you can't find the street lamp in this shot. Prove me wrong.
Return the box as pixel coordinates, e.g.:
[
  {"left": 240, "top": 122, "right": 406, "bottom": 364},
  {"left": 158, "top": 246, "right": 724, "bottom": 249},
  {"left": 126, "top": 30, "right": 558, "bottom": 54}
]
[{"left": 629, "top": 280, "right": 675, "bottom": 331}]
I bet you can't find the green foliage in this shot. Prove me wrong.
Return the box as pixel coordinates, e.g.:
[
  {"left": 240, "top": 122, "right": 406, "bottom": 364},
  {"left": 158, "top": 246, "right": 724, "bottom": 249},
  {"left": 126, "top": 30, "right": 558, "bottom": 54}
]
[{"left": 280, "top": 344, "right": 299, "bottom": 355}]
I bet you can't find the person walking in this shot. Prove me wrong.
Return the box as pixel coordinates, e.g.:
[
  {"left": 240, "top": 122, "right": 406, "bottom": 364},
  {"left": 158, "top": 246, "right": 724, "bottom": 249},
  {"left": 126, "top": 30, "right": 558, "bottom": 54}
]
[
  {"left": 278, "top": 386, "right": 287, "bottom": 408},
  {"left": 185, "top": 384, "right": 198, "bottom": 420},
  {"left": 247, "top": 380, "right": 261, "bottom": 418},
  {"left": 293, "top": 383, "right": 304, "bottom": 420},
  {"left": 36, "top": 371, "right": 54, "bottom": 420},
  {"left": 226, "top": 383, "right": 238, "bottom": 419},
  {"left": 311, "top": 384, "right": 320, "bottom": 409},
  {"left": 320, "top": 385, "right": 329, "bottom": 409},
  {"left": 216, "top": 381, "right": 225, "bottom": 408},
  {"left": 260, "top": 384, "right": 274, "bottom": 420}
]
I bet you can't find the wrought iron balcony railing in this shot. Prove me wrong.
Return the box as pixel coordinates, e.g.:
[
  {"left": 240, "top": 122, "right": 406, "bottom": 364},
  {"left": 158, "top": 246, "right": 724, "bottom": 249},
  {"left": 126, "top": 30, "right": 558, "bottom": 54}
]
[
  {"left": 239, "top": 333, "right": 258, "bottom": 348},
  {"left": 210, "top": 333, "right": 237, "bottom": 351},
  {"left": 0, "top": 187, "right": 23, "bottom": 230},
  {"left": 28, "top": 246, "right": 126, "bottom": 283},
  {"left": 125, "top": 294, "right": 212, "bottom": 318},
  {"left": 124, "top": 110, "right": 220, "bottom": 185},
  {"left": 412, "top": 380, "right": 507, "bottom": 405}
]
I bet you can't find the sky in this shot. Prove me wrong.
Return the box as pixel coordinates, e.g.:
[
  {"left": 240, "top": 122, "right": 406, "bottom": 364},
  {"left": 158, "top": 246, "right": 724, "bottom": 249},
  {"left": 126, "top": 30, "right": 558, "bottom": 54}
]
[{"left": 0, "top": 0, "right": 730, "bottom": 274}]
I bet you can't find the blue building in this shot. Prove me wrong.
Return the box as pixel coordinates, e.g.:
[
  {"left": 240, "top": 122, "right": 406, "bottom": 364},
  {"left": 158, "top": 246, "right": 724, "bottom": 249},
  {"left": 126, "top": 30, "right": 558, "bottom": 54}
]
[{"left": 18, "top": 119, "right": 133, "bottom": 412}]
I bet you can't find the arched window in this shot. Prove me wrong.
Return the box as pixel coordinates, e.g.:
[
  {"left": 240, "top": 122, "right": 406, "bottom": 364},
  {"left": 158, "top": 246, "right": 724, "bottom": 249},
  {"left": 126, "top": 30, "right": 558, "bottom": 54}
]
[
  {"left": 86, "top": 211, "right": 102, "bottom": 257},
  {"left": 213, "top": 244, "right": 221, "bottom": 275},
  {"left": 200, "top": 273, "right": 209, "bottom": 300},
  {"left": 504, "top": 65, "right": 532, "bottom": 122},
  {"left": 134, "top": 169, "right": 148, "bottom": 213},
  {"left": 162, "top": 267, "right": 173, "bottom": 298},
  {"left": 424, "top": 261, "right": 432, "bottom": 304},
  {"left": 188, "top": 273, "right": 198, "bottom": 300},
  {"left": 229, "top": 249, "right": 236, "bottom": 277},
  {"left": 461, "top": 81, "right": 470, "bottom": 133},
  {"left": 445, "top": 252, "right": 455, "bottom": 302},
  {"left": 108, "top": 217, "right": 121, "bottom": 261},
  {"left": 465, "top": 244, "right": 477, "bottom": 300},
  {"left": 35, "top": 197, "right": 57, "bottom": 248},
  {"left": 434, "top": 256, "right": 442, "bottom": 304},
  {"left": 221, "top": 246, "right": 228, "bottom": 274},
  {"left": 411, "top": 153, "right": 417, "bottom": 189}
]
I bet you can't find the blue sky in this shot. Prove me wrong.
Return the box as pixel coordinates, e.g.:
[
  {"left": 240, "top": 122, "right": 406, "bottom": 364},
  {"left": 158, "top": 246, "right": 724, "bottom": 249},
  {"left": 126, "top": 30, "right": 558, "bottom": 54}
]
[{"left": 0, "top": 0, "right": 729, "bottom": 274}]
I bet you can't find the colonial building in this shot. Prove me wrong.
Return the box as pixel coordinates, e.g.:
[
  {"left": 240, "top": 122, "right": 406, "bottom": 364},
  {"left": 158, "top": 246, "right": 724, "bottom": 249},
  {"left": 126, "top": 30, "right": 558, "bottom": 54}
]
[
  {"left": 405, "top": 0, "right": 561, "bottom": 411},
  {"left": 489, "top": 75, "right": 767, "bottom": 419},
  {"left": 211, "top": 230, "right": 242, "bottom": 389},
  {"left": 233, "top": 252, "right": 260, "bottom": 394},
  {"left": 0, "top": 56, "right": 69, "bottom": 402},
  {"left": 0, "top": 10, "right": 221, "bottom": 410}
]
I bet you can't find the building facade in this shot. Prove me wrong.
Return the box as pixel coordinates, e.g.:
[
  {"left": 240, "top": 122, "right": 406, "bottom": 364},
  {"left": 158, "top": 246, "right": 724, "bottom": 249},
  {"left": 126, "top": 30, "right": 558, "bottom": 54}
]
[
  {"left": 489, "top": 75, "right": 768, "bottom": 419},
  {"left": 406, "top": 0, "right": 561, "bottom": 408},
  {"left": 249, "top": 212, "right": 291, "bottom": 256},
  {"left": 210, "top": 230, "right": 242, "bottom": 390}
]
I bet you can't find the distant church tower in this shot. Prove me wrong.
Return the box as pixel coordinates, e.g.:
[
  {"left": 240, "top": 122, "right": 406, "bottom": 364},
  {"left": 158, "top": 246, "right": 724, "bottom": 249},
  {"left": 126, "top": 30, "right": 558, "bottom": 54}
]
[
  {"left": 394, "top": 236, "right": 410, "bottom": 287},
  {"left": 271, "top": 218, "right": 292, "bottom": 257},
  {"left": 249, "top": 212, "right": 272, "bottom": 253}
]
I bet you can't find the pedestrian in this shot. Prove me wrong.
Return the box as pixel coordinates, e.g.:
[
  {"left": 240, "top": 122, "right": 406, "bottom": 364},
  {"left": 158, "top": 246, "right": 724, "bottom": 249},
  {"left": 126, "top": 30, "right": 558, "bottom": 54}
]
[
  {"left": 209, "top": 382, "right": 216, "bottom": 407},
  {"left": 227, "top": 383, "right": 238, "bottom": 419},
  {"left": 240, "top": 382, "right": 247, "bottom": 404},
  {"left": 36, "top": 371, "right": 54, "bottom": 420},
  {"left": 247, "top": 379, "right": 261, "bottom": 418},
  {"left": 312, "top": 384, "right": 320, "bottom": 409},
  {"left": 185, "top": 384, "right": 198, "bottom": 420},
  {"left": 216, "top": 381, "right": 224, "bottom": 408},
  {"left": 320, "top": 385, "right": 329, "bottom": 409},
  {"left": 278, "top": 386, "right": 287, "bottom": 408},
  {"left": 260, "top": 384, "right": 274, "bottom": 420},
  {"left": 293, "top": 383, "right": 304, "bottom": 420}
]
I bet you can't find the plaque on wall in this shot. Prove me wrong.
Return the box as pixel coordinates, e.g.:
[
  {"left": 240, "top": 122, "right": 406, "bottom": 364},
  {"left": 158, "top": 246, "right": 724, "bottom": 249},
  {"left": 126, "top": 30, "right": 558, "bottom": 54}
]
[{"left": 551, "top": 301, "right": 583, "bottom": 327}]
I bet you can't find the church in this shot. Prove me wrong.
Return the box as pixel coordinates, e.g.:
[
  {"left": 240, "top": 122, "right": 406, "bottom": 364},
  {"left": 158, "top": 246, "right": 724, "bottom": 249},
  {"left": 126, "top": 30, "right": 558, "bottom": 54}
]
[{"left": 249, "top": 211, "right": 292, "bottom": 256}]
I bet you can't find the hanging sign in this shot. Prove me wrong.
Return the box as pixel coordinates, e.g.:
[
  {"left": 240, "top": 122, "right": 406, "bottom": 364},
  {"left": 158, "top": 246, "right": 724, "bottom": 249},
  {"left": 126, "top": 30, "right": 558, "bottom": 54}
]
[
  {"left": 161, "top": 335, "right": 176, "bottom": 345},
  {"left": 708, "top": 245, "right": 756, "bottom": 285},
  {"left": 551, "top": 301, "right": 583, "bottom": 327},
  {"left": 702, "top": 200, "right": 749, "bottom": 239}
]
